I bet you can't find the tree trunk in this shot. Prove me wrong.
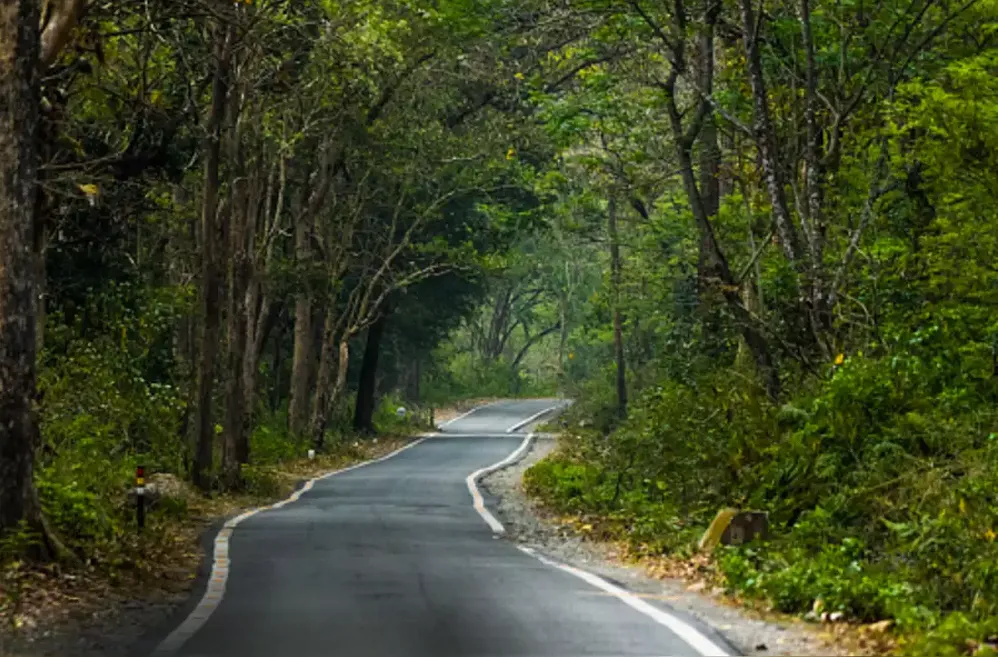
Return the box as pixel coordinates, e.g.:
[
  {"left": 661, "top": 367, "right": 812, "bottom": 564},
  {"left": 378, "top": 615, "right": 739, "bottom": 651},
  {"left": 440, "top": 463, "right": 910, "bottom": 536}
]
[
  {"left": 353, "top": 316, "right": 387, "bottom": 434},
  {"left": 0, "top": 0, "right": 44, "bottom": 543},
  {"left": 222, "top": 259, "right": 248, "bottom": 486},
  {"left": 175, "top": 191, "right": 198, "bottom": 475},
  {"left": 222, "top": 93, "right": 249, "bottom": 488},
  {"left": 242, "top": 295, "right": 275, "bottom": 460},
  {"left": 697, "top": 1, "right": 721, "bottom": 261},
  {"left": 738, "top": 0, "right": 803, "bottom": 266},
  {"left": 333, "top": 340, "right": 350, "bottom": 413},
  {"left": 799, "top": 0, "right": 832, "bottom": 358},
  {"left": 408, "top": 359, "right": 421, "bottom": 403},
  {"left": 558, "top": 297, "right": 569, "bottom": 376},
  {"left": 288, "top": 217, "right": 314, "bottom": 437},
  {"left": 192, "top": 23, "right": 233, "bottom": 491},
  {"left": 608, "top": 195, "right": 627, "bottom": 418},
  {"left": 269, "top": 315, "right": 284, "bottom": 412},
  {"left": 657, "top": 11, "right": 782, "bottom": 399},
  {"left": 310, "top": 307, "right": 339, "bottom": 449},
  {"left": 288, "top": 146, "right": 335, "bottom": 436},
  {"left": 697, "top": 26, "right": 721, "bottom": 296},
  {"left": 739, "top": 0, "right": 830, "bottom": 363}
]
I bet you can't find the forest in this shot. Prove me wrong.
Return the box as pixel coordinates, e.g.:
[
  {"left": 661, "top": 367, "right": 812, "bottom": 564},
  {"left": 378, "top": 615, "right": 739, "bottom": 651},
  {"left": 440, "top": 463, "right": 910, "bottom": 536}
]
[{"left": 1, "top": 0, "right": 997, "bottom": 654}]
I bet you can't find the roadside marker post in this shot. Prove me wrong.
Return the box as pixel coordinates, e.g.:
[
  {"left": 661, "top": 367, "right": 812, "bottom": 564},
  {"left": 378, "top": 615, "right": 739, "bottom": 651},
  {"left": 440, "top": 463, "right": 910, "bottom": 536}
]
[{"left": 136, "top": 465, "right": 146, "bottom": 532}]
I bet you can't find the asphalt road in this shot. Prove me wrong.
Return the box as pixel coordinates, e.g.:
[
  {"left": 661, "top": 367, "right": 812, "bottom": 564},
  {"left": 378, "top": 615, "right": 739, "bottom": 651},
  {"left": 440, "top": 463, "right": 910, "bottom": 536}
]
[{"left": 156, "top": 399, "right": 732, "bottom": 657}]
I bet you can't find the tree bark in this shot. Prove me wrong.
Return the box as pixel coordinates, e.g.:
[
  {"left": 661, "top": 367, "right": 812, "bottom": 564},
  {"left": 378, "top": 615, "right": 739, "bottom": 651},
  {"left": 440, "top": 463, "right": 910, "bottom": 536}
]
[
  {"left": 608, "top": 195, "right": 627, "bottom": 418},
  {"left": 738, "top": 0, "right": 803, "bottom": 266},
  {"left": 353, "top": 315, "right": 387, "bottom": 434},
  {"left": 558, "top": 276, "right": 570, "bottom": 377},
  {"left": 288, "top": 147, "right": 335, "bottom": 436},
  {"left": 287, "top": 231, "right": 313, "bottom": 436},
  {"left": 242, "top": 295, "right": 276, "bottom": 458},
  {"left": 242, "top": 148, "right": 283, "bottom": 452},
  {"left": 192, "top": 22, "right": 233, "bottom": 491},
  {"left": 309, "top": 306, "right": 340, "bottom": 449},
  {"left": 655, "top": 8, "right": 781, "bottom": 398},
  {"left": 222, "top": 88, "right": 249, "bottom": 488},
  {"left": 696, "top": 4, "right": 722, "bottom": 293},
  {"left": 334, "top": 340, "right": 350, "bottom": 408},
  {"left": 799, "top": 0, "right": 833, "bottom": 356},
  {"left": 408, "top": 359, "right": 421, "bottom": 403},
  {"left": 0, "top": 0, "right": 44, "bottom": 543},
  {"left": 269, "top": 316, "right": 285, "bottom": 412},
  {"left": 739, "top": 0, "right": 830, "bottom": 362},
  {"left": 39, "top": 0, "right": 86, "bottom": 67}
]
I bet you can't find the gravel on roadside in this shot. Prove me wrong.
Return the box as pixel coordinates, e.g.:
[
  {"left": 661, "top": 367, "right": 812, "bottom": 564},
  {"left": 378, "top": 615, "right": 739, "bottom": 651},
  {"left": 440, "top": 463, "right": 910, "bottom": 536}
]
[{"left": 480, "top": 435, "right": 853, "bottom": 657}]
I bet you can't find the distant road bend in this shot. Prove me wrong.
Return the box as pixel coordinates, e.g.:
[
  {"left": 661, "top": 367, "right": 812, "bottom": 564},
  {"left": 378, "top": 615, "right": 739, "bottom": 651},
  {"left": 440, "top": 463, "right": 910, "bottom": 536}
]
[{"left": 151, "top": 399, "right": 735, "bottom": 657}]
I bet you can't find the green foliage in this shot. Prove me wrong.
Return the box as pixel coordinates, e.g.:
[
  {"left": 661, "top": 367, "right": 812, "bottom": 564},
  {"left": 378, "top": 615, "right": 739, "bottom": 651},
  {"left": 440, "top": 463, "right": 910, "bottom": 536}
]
[
  {"left": 423, "top": 341, "right": 558, "bottom": 403},
  {"left": 35, "top": 283, "right": 188, "bottom": 556},
  {"left": 903, "top": 612, "right": 998, "bottom": 657},
  {"left": 10, "top": 1, "right": 998, "bottom": 653},
  {"left": 240, "top": 464, "right": 286, "bottom": 500},
  {"left": 524, "top": 459, "right": 607, "bottom": 512},
  {"left": 531, "top": 344, "right": 998, "bottom": 643},
  {"left": 250, "top": 410, "right": 308, "bottom": 465},
  {"left": 372, "top": 393, "right": 432, "bottom": 434},
  {"left": 515, "top": 0, "right": 998, "bottom": 648}
]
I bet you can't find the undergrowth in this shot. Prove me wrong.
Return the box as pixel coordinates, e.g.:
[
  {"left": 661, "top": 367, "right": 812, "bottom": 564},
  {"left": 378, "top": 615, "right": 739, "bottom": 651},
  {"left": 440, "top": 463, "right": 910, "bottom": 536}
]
[
  {"left": 526, "top": 333, "right": 998, "bottom": 656},
  {"left": 8, "top": 292, "right": 433, "bottom": 611}
]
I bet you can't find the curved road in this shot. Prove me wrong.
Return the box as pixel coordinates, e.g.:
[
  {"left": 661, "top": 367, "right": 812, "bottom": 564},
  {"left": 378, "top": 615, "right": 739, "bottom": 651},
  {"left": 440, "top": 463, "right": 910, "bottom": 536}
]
[{"left": 152, "top": 399, "right": 734, "bottom": 657}]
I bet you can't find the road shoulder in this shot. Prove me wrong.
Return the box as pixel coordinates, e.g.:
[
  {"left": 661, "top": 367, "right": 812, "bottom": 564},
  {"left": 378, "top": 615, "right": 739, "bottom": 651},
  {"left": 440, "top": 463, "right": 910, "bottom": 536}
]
[{"left": 481, "top": 436, "right": 852, "bottom": 657}]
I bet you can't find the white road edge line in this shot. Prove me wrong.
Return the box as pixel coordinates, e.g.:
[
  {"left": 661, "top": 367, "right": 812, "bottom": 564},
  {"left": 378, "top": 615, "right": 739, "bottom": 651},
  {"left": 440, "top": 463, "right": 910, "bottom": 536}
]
[
  {"left": 151, "top": 438, "right": 426, "bottom": 656},
  {"left": 515, "top": 546, "right": 731, "bottom": 657},
  {"left": 506, "top": 401, "right": 567, "bottom": 433},
  {"left": 466, "top": 422, "right": 731, "bottom": 657},
  {"left": 465, "top": 433, "right": 534, "bottom": 534}
]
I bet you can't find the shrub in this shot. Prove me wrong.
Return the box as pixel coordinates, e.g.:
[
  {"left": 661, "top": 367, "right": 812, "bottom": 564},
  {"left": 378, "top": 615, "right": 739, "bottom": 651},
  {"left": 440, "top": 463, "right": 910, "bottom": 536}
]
[{"left": 526, "top": 338, "right": 998, "bottom": 649}]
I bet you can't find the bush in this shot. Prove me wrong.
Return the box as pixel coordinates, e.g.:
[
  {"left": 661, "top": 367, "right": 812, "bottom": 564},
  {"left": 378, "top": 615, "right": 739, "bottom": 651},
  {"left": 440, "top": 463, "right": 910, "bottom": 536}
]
[
  {"left": 526, "top": 338, "right": 998, "bottom": 648},
  {"left": 241, "top": 464, "right": 285, "bottom": 498},
  {"left": 373, "top": 393, "right": 432, "bottom": 434},
  {"left": 251, "top": 410, "right": 308, "bottom": 465},
  {"left": 36, "top": 286, "right": 188, "bottom": 557}
]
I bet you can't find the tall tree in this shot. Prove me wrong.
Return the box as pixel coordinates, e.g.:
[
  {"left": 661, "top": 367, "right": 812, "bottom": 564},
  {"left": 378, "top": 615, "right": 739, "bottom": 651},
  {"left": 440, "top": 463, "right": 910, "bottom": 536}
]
[
  {"left": 353, "top": 314, "right": 388, "bottom": 433},
  {"left": 0, "top": 0, "right": 44, "bottom": 543},
  {"left": 192, "top": 19, "right": 234, "bottom": 491}
]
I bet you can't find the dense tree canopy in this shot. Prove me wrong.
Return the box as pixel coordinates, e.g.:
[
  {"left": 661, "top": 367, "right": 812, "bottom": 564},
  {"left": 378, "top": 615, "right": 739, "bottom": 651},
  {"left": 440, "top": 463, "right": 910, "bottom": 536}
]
[{"left": 1, "top": 0, "right": 997, "bottom": 651}]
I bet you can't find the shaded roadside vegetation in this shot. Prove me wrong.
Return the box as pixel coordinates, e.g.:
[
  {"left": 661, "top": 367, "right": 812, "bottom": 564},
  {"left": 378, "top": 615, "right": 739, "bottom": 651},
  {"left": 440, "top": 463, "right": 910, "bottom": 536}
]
[
  {"left": 1, "top": 0, "right": 997, "bottom": 654},
  {"left": 1, "top": 435, "right": 411, "bottom": 649},
  {"left": 0, "top": 0, "right": 563, "bottom": 633},
  {"left": 489, "top": 0, "right": 998, "bottom": 653}
]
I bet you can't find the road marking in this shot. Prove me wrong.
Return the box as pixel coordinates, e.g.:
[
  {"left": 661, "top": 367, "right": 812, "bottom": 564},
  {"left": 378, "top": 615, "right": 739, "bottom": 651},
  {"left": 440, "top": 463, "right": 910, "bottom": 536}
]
[
  {"left": 152, "top": 438, "right": 426, "bottom": 655},
  {"left": 506, "top": 401, "right": 567, "bottom": 433},
  {"left": 465, "top": 434, "right": 534, "bottom": 534},
  {"left": 465, "top": 424, "right": 731, "bottom": 657},
  {"left": 516, "top": 546, "right": 731, "bottom": 657},
  {"left": 579, "top": 590, "right": 684, "bottom": 602},
  {"left": 420, "top": 432, "right": 530, "bottom": 439}
]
